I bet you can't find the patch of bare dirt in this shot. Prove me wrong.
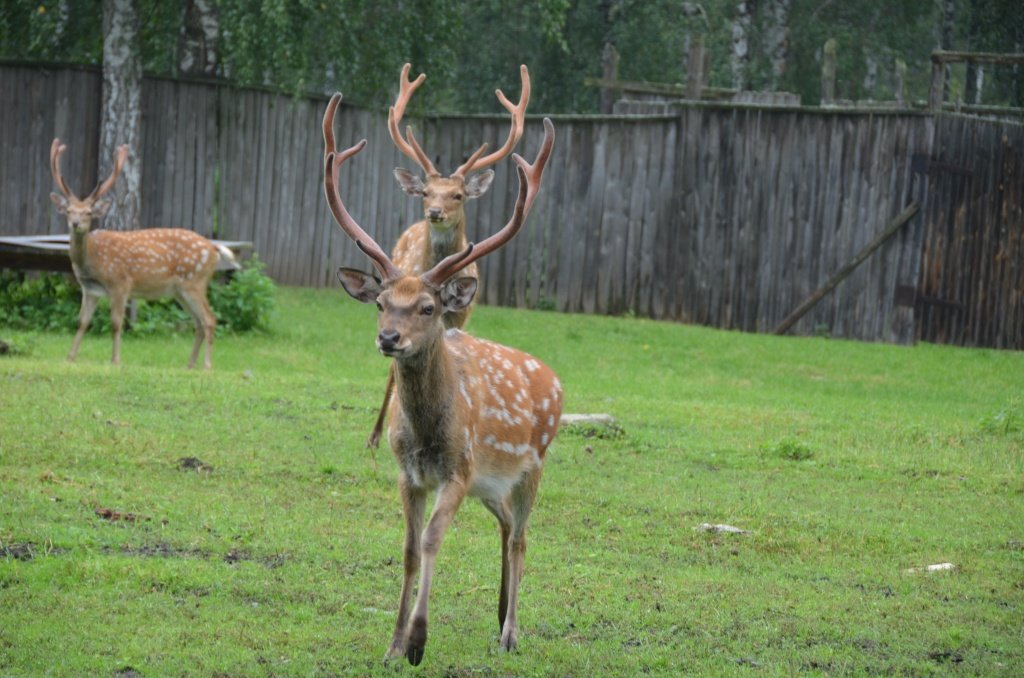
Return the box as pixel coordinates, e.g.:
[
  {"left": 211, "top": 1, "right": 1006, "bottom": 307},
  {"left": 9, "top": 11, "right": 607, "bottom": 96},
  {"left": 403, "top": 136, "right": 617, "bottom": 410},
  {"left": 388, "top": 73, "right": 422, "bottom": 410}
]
[
  {"left": 2, "top": 541, "right": 65, "bottom": 560},
  {"left": 176, "top": 457, "right": 214, "bottom": 472},
  {"left": 95, "top": 508, "right": 148, "bottom": 523}
]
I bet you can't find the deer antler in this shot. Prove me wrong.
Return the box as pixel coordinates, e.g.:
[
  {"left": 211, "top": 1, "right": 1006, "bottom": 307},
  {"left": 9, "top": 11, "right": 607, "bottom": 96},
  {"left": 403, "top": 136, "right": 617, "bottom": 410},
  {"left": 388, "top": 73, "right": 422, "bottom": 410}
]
[
  {"left": 323, "top": 92, "right": 343, "bottom": 169},
  {"left": 388, "top": 64, "right": 439, "bottom": 177},
  {"left": 50, "top": 138, "right": 74, "bottom": 198},
  {"left": 87, "top": 145, "right": 128, "bottom": 200},
  {"left": 453, "top": 64, "right": 531, "bottom": 177},
  {"left": 323, "top": 94, "right": 403, "bottom": 281},
  {"left": 50, "top": 138, "right": 128, "bottom": 201},
  {"left": 424, "top": 117, "right": 554, "bottom": 287}
]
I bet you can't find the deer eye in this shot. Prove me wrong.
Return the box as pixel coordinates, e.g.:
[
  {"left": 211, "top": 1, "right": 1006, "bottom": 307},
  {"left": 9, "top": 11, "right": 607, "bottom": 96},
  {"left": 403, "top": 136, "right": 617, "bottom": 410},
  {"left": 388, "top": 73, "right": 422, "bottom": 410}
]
[
  {"left": 421, "top": 304, "right": 435, "bottom": 316},
  {"left": 453, "top": 193, "right": 463, "bottom": 201}
]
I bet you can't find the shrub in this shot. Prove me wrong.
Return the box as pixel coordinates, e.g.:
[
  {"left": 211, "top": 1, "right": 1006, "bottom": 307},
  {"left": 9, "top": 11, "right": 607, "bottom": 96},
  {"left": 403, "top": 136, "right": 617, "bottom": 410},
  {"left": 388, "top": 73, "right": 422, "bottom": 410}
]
[{"left": 0, "top": 256, "right": 275, "bottom": 335}]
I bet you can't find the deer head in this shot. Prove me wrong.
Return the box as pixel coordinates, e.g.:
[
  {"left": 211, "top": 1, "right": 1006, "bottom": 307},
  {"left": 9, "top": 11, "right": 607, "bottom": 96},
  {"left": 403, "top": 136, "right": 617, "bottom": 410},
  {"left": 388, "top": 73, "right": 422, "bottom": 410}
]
[
  {"left": 387, "top": 63, "right": 530, "bottom": 233},
  {"left": 325, "top": 110, "right": 553, "bottom": 360},
  {"left": 49, "top": 138, "right": 128, "bottom": 233}
]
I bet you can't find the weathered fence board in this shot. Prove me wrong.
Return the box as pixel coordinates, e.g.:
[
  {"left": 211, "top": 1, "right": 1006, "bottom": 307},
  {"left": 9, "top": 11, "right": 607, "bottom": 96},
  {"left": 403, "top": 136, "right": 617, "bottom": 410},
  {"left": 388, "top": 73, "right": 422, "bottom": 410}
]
[{"left": 2, "top": 64, "right": 1022, "bottom": 348}]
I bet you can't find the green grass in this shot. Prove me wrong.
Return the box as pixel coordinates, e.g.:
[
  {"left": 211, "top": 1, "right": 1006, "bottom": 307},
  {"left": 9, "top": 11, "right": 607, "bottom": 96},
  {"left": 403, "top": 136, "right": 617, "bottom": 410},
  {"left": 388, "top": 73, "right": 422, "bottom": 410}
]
[{"left": 1, "top": 286, "right": 1022, "bottom": 676}]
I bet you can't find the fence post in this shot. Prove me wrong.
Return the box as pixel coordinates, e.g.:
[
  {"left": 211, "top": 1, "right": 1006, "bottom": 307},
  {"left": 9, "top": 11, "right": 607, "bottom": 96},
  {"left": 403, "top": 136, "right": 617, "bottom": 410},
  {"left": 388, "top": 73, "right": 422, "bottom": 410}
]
[
  {"left": 686, "top": 34, "right": 705, "bottom": 99},
  {"left": 929, "top": 57, "right": 945, "bottom": 111},
  {"left": 821, "top": 38, "right": 837, "bottom": 106},
  {"left": 600, "top": 43, "right": 620, "bottom": 114},
  {"left": 894, "top": 58, "right": 907, "bottom": 108}
]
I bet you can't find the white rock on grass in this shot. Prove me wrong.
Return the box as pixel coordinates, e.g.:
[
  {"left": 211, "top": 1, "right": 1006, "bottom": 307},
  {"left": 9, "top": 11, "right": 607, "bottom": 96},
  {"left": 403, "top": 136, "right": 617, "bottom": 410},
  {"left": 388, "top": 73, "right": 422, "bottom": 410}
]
[
  {"left": 696, "top": 523, "right": 750, "bottom": 534},
  {"left": 906, "top": 562, "right": 956, "bottom": 574}
]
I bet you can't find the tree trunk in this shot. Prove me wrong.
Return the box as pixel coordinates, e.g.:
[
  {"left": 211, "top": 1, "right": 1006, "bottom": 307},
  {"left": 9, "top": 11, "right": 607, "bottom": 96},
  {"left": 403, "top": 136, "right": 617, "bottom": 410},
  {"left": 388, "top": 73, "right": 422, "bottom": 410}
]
[
  {"left": 941, "top": 0, "right": 956, "bottom": 102},
  {"left": 731, "top": 1, "right": 756, "bottom": 90},
  {"left": 763, "top": 0, "right": 790, "bottom": 89},
  {"left": 178, "top": 0, "right": 219, "bottom": 77},
  {"left": 100, "top": 0, "right": 142, "bottom": 232}
]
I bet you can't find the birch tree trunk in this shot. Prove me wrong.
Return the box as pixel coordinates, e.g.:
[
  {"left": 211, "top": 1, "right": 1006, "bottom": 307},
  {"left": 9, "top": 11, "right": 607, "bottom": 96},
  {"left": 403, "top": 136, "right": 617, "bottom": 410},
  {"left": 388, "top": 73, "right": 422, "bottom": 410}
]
[
  {"left": 179, "top": 0, "right": 219, "bottom": 76},
  {"left": 763, "top": 0, "right": 790, "bottom": 89},
  {"left": 100, "top": 0, "right": 142, "bottom": 232},
  {"left": 731, "top": 1, "right": 755, "bottom": 90}
]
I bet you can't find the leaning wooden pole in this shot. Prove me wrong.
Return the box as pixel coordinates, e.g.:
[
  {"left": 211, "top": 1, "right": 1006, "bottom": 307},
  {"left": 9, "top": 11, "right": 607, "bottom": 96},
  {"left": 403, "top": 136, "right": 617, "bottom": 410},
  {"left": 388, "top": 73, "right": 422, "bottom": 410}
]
[{"left": 773, "top": 202, "right": 920, "bottom": 336}]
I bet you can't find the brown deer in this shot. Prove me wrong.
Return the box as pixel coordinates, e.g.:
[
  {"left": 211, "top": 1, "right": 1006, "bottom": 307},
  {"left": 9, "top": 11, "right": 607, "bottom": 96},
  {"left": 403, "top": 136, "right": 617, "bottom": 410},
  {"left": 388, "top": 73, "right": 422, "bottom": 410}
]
[
  {"left": 323, "top": 65, "right": 531, "bottom": 449},
  {"left": 324, "top": 97, "right": 558, "bottom": 666},
  {"left": 49, "top": 138, "right": 239, "bottom": 368}
]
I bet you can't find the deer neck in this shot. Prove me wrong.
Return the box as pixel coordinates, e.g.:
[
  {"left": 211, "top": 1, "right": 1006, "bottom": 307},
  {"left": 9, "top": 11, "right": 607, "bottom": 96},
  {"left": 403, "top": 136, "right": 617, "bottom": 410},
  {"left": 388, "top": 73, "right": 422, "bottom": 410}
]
[
  {"left": 67, "top": 228, "right": 98, "bottom": 277},
  {"left": 425, "top": 214, "right": 467, "bottom": 267},
  {"left": 392, "top": 333, "right": 458, "bottom": 443}
]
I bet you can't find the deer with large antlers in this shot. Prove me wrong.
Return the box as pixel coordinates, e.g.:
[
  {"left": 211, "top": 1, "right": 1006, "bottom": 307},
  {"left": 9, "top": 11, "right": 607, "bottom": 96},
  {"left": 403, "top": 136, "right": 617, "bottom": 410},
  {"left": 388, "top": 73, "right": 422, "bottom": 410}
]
[
  {"left": 324, "top": 64, "right": 532, "bottom": 449},
  {"left": 324, "top": 96, "right": 559, "bottom": 665},
  {"left": 49, "top": 139, "right": 238, "bottom": 368}
]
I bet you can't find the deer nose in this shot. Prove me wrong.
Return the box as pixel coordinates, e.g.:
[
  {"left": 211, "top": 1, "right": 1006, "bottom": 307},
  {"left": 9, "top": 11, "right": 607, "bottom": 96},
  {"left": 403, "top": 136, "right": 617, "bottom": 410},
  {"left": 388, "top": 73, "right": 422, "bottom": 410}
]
[
  {"left": 427, "top": 207, "right": 443, "bottom": 221},
  {"left": 378, "top": 329, "right": 401, "bottom": 350}
]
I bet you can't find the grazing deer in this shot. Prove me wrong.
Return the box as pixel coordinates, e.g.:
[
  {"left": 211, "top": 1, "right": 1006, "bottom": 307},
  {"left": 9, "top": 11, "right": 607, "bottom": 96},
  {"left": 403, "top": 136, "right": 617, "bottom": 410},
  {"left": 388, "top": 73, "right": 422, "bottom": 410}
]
[
  {"left": 324, "top": 97, "right": 559, "bottom": 665},
  {"left": 49, "top": 138, "right": 239, "bottom": 368},
  {"left": 323, "top": 64, "right": 531, "bottom": 449}
]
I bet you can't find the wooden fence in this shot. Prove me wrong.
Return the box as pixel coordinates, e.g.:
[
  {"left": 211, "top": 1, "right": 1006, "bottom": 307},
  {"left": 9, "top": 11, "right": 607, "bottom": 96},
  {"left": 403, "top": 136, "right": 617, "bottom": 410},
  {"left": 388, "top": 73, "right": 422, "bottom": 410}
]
[{"left": 1, "top": 64, "right": 1022, "bottom": 349}]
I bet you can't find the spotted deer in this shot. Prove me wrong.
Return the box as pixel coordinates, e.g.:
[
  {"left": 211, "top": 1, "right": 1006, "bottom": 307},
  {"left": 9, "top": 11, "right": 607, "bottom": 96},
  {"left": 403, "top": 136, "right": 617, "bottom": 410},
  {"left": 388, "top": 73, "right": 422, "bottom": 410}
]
[
  {"left": 323, "top": 65, "right": 531, "bottom": 449},
  {"left": 324, "top": 97, "right": 559, "bottom": 665},
  {"left": 49, "top": 138, "right": 239, "bottom": 368}
]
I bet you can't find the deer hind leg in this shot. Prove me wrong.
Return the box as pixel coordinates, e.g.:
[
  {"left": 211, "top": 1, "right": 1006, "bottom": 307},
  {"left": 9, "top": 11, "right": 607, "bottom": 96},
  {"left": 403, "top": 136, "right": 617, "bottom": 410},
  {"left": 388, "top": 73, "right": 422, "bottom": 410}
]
[
  {"left": 177, "top": 286, "right": 216, "bottom": 369},
  {"left": 481, "top": 497, "right": 513, "bottom": 634},
  {"left": 501, "top": 469, "right": 542, "bottom": 652},
  {"left": 388, "top": 480, "right": 425, "bottom": 662},
  {"left": 367, "top": 367, "right": 394, "bottom": 450},
  {"left": 404, "top": 480, "right": 467, "bottom": 666},
  {"left": 68, "top": 293, "right": 100, "bottom": 362}
]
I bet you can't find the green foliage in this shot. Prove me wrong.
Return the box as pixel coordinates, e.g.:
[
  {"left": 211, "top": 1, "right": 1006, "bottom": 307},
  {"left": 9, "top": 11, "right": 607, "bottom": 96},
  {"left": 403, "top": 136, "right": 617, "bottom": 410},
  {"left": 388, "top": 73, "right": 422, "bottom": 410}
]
[
  {"left": 2, "top": 0, "right": 1021, "bottom": 110},
  {"left": 0, "top": 268, "right": 82, "bottom": 332},
  {"left": 206, "top": 256, "right": 276, "bottom": 332},
  {"left": 0, "top": 257, "right": 274, "bottom": 336}
]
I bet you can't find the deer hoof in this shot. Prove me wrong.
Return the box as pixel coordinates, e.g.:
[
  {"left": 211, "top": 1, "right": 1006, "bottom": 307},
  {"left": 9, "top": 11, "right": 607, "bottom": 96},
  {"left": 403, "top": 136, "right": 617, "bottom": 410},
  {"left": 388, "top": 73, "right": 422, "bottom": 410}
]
[
  {"left": 406, "top": 618, "right": 427, "bottom": 665},
  {"left": 500, "top": 627, "right": 518, "bottom": 652},
  {"left": 406, "top": 645, "right": 425, "bottom": 666}
]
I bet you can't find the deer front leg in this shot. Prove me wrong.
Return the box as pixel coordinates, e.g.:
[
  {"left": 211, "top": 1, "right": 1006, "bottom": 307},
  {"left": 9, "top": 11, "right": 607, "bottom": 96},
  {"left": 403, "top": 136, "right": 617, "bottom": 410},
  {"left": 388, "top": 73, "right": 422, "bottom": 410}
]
[
  {"left": 68, "top": 292, "right": 100, "bottom": 362},
  {"left": 387, "top": 480, "right": 425, "bottom": 662},
  {"left": 404, "top": 480, "right": 467, "bottom": 666},
  {"left": 108, "top": 291, "right": 129, "bottom": 365}
]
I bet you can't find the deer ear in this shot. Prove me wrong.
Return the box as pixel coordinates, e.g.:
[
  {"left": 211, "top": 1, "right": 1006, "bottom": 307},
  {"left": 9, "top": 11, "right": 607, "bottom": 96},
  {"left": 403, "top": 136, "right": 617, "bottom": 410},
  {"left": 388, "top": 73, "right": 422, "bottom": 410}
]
[
  {"left": 50, "top": 192, "right": 69, "bottom": 214},
  {"left": 440, "top": 276, "right": 478, "bottom": 312},
  {"left": 393, "top": 168, "right": 425, "bottom": 196},
  {"left": 90, "top": 198, "right": 112, "bottom": 218},
  {"left": 337, "top": 267, "right": 382, "bottom": 304},
  {"left": 464, "top": 170, "right": 495, "bottom": 199}
]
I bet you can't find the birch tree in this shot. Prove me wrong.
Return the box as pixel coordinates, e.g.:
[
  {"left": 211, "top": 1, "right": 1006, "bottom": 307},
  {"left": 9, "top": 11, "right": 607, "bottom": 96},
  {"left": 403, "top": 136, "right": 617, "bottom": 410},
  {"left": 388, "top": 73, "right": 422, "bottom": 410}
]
[
  {"left": 762, "top": 0, "right": 789, "bottom": 89},
  {"left": 178, "top": 0, "right": 218, "bottom": 77},
  {"left": 730, "top": 1, "right": 755, "bottom": 90},
  {"left": 100, "top": 0, "right": 141, "bottom": 232}
]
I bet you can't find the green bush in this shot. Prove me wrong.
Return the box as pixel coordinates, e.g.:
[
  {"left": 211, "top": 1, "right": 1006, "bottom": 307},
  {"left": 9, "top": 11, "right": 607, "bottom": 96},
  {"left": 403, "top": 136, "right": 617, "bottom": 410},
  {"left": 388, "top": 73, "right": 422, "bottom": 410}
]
[{"left": 0, "top": 256, "right": 275, "bottom": 335}]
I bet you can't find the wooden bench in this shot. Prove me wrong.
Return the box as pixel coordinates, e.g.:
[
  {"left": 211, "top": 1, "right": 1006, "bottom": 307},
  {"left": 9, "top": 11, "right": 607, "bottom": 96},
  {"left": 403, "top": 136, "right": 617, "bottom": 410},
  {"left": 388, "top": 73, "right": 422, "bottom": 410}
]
[{"left": 0, "top": 234, "right": 253, "bottom": 273}]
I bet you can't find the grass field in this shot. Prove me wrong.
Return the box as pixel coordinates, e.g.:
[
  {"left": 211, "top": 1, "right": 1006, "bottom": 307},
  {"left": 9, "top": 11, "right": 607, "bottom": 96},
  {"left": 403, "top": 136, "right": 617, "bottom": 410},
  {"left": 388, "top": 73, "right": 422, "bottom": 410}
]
[{"left": 1, "top": 286, "right": 1022, "bottom": 676}]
